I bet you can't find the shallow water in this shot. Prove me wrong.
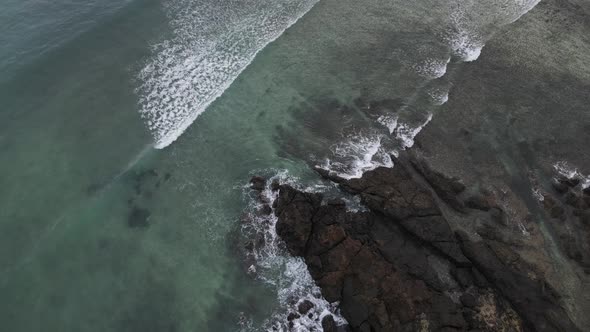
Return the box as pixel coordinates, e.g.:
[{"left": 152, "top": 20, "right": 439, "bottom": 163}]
[{"left": 0, "top": 0, "right": 547, "bottom": 331}]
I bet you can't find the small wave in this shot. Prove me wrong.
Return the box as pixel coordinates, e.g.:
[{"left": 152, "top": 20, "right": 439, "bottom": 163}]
[
  {"left": 316, "top": 133, "right": 394, "bottom": 179},
  {"left": 450, "top": 33, "right": 483, "bottom": 62},
  {"left": 554, "top": 161, "right": 590, "bottom": 189},
  {"left": 413, "top": 56, "right": 451, "bottom": 79},
  {"left": 505, "top": 0, "right": 542, "bottom": 24},
  {"left": 241, "top": 172, "right": 348, "bottom": 331},
  {"left": 447, "top": 7, "right": 485, "bottom": 62},
  {"left": 395, "top": 112, "right": 433, "bottom": 149},
  {"left": 136, "top": 0, "right": 319, "bottom": 148},
  {"left": 427, "top": 86, "right": 450, "bottom": 106},
  {"left": 377, "top": 114, "right": 399, "bottom": 134},
  {"left": 445, "top": 0, "right": 541, "bottom": 63}
]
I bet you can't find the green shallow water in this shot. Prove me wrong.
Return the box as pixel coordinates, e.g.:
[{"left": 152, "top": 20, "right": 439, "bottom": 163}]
[{"left": 0, "top": 0, "right": 549, "bottom": 331}]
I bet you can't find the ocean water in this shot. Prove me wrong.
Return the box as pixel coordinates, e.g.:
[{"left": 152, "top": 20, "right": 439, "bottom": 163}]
[{"left": 0, "top": 0, "right": 543, "bottom": 331}]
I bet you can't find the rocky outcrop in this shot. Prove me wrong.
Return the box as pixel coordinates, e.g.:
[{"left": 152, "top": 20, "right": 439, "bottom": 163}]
[
  {"left": 542, "top": 173, "right": 590, "bottom": 273},
  {"left": 254, "top": 0, "right": 590, "bottom": 329},
  {"left": 269, "top": 153, "right": 582, "bottom": 332}
]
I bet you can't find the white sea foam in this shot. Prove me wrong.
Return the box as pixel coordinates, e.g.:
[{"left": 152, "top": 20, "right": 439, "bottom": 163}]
[
  {"left": 446, "top": 0, "right": 541, "bottom": 63},
  {"left": 447, "top": 8, "right": 485, "bottom": 62},
  {"left": 450, "top": 34, "right": 483, "bottom": 62},
  {"left": 395, "top": 112, "right": 433, "bottom": 149},
  {"left": 136, "top": 0, "right": 319, "bottom": 148},
  {"left": 413, "top": 56, "right": 451, "bottom": 79},
  {"left": 532, "top": 187, "right": 544, "bottom": 202},
  {"left": 317, "top": 133, "right": 394, "bottom": 179},
  {"left": 241, "top": 171, "right": 347, "bottom": 331},
  {"left": 554, "top": 161, "right": 590, "bottom": 189},
  {"left": 427, "top": 87, "right": 450, "bottom": 106},
  {"left": 505, "top": 0, "right": 542, "bottom": 24},
  {"left": 377, "top": 114, "right": 398, "bottom": 134}
]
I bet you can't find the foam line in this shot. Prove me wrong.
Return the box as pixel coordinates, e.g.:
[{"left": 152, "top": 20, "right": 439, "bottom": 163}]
[{"left": 136, "top": 0, "right": 320, "bottom": 149}]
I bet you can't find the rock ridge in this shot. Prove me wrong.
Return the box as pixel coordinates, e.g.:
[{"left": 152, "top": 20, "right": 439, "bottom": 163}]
[{"left": 266, "top": 152, "right": 582, "bottom": 332}]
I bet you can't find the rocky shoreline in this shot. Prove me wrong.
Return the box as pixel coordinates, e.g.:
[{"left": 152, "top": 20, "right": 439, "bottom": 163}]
[
  {"left": 251, "top": 149, "right": 588, "bottom": 331},
  {"left": 243, "top": 0, "right": 590, "bottom": 330}
]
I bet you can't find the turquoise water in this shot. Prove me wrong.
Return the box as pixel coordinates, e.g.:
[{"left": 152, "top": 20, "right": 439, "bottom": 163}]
[{"left": 0, "top": 0, "right": 543, "bottom": 331}]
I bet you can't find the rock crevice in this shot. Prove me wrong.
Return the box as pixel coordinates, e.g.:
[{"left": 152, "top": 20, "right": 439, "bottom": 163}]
[{"left": 269, "top": 153, "right": 581, "bottom": 332}]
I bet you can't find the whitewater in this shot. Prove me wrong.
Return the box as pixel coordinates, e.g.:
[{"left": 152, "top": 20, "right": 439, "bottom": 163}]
[{"left": 136, "top": 0, "right": 319, "bottom": 148}]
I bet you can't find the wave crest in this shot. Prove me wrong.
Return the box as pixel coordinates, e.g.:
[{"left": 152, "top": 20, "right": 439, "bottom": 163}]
[{"left": 136, "top": 0, "right": 319, "bottom": 148}]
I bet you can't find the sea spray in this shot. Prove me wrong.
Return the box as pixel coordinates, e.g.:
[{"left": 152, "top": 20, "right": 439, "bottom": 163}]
[
  {"left": 240, "top": 171, "right": 348, "bottom": 331},
  {"left": 316, "top": 132, "right": 394, "bottom": 179},
  {"left": 554, "top": 162, "right": 590, "bottom": 189}
]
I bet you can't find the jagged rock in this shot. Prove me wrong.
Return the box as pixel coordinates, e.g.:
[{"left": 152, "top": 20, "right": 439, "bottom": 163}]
[
  {"left": 552, "top": 179, "right": 570, "bottom": 194},
  {"left": 250, "top": 176, "right": 266, "bottom": 191},
  {"left": 321, "top": 314, "right": 337, "bottom": 332},
  {"left": 557, "top": 175, "right": 580, "bottom": 188},
  {"left": 465, "top": 194, "right": 494, "bottom": 211},
  {"left": 274, "top": 185, "right": 321, "bottom": 256},
  {"left": 272, "top": 152, "right": 582, "bottom": 331},
  {"left": 339, "top": 166, "right": 441, "bottom": 220},
  {"left": 260, "top": 204, "right": 272, "bottom": 215},
  {"left": 409, "top": 154, "right": 466, "bottom": 211},
  {"left": 271, "top": 179, "right": 280, "bottom": 191},
  {"left": 456, "top": 231, "right": 579, "bottom": 332},
  {"left": 297, "top": 300, "right": 314, "bottom": 315},
  {"left": 460, "top": 293, "right": 477, "bottom": 308}
]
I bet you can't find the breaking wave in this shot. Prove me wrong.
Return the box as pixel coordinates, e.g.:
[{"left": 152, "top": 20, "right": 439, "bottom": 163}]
[
  {"left": 317, "top": 133, "right": 394, "bottom": 179},
  {"left": 136, "top": 0, "right": 319, "bottom": 148},
  {"left": 413, "top": 56, "right": 451, "bottom": 79},
  {"left": 554, "top": 161, "right": 590, "bottom": 189},
  {"left": 444, "top": 0, "right": 541, "bottom": 62}
]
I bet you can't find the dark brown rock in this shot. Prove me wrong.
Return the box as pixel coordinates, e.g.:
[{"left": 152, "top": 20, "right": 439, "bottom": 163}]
[
  {"left": 250, "top": 176, "right": 266, "bottom": 191},
  {"left": 456, "top": 231, "right": 580, "bottom": 332},
  {"left": 259, "top": 204, "right": 272, "bottom": 215},
  {"left": 552, "top": 179, "right": 570, "bottom": 194},
  {"left": 321, "top": 314, "right": 337, "bottom": 332},
  {"left": 287, "top": 312, "right": 300, "bottom": 321},
  {"left": 297, "top": 300, "right": 314, "bottom": 315},
  {"left": 460, "top": 293, "right": 477, "bottom": 308},
  {"left": 565, "top": 190, "right": 585, "bottom": 209},
  {"left": 465, "top": 194, "right": 493, "bottom": 211},
  {"left": 409, "top": 154, "right": 466, "bottom": 211},
  {"left": 275, "top": 185, "right": 321, "bottom": 256},
  {"left": 557, "top": 175, "right": 580, "bottom": 188},
  {"left": 271, "top": 155, "right": 581, "bottom": 331},
  {"left": 271, "top": 179, "right": 280, "bottom": 191}
]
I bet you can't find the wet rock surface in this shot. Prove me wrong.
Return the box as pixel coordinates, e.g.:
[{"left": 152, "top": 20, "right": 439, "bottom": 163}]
[
  {"left": 270, "top": 151, "right": 583, "bottom": 331},
  {"left": 245, "top": 0, "right": 590, "bottom": 330},
  {"left": 542, "top": 173, "right": 590, "bottom": 273}
]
